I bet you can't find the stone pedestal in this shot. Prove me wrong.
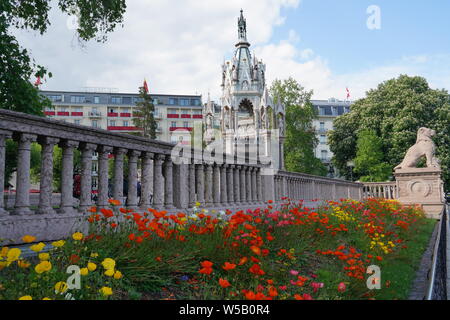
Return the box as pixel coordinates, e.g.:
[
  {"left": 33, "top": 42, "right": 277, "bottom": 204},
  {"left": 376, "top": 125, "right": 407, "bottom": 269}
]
[{"left": 395, "top": 168, "right": 445, "bottom": 219}]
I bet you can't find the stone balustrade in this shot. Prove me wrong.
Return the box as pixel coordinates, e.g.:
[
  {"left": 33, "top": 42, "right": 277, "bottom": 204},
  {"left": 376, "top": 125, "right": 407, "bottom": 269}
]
[
  {"left": 0, "top": 109, "right": 364, "bottom": 244},
  {"left": 275, "top": 171, "right": 363, "bottom": 202},
  {"left": 362, "top": 182, "right": 398, "bottom": 200}
]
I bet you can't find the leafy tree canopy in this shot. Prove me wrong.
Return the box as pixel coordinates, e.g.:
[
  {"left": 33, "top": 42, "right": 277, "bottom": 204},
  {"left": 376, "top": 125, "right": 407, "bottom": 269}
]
[
  {"left": 270, "top": 78, "right": 327, "bottom": 176},
  {"left": 328, "top": 75, "right": 450, "bottom": 190}
]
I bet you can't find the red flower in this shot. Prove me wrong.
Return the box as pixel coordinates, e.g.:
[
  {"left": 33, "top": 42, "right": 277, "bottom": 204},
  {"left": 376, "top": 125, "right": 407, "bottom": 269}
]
[
  {"left": 128, "top": 233, "right": 136, "bottom": 241},
  {"left": 238, "top": 257, "right": 248, "bottom": 265},
  {"left": 219, "top": 278, "right": 231, "bottom": 288},
  {"left": 199, "top": 267, "right": 213, "bottom": 275},
  {"left": 337, "top": 282, "right": 346, "bottom": 292},
  {"left": 249, "top": 264, "right": 265, "bottom": 276},
  {"left": 222, "top": 262, "right": 237, "bottom": 271},
  {"left": 201, "top": 260, "right": 213, "bottom": 268},
  {"left": 250, "top": 246, "right": 261, "bottom": 256},
  {"left": 69, "top": 254, "right": 80, "bottom": 264}
]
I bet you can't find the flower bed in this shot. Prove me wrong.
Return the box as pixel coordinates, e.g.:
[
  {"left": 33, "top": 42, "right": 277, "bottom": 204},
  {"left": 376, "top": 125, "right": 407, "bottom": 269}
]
[{"left": 0, "top": 198, "right": 435, "bottom": 300}]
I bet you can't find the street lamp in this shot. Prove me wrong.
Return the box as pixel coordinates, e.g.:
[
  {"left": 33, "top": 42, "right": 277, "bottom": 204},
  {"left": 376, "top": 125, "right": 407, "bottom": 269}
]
[{"left": 347, "top": 160, "right": 355, "bottom": 181}]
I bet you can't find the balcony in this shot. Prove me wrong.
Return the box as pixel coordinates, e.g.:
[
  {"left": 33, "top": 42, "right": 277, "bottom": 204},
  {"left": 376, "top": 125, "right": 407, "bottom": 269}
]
[
  {"left": 107, "top": 126, "right": 141, "bottom": 131},
  {"left": 44, "top": 111, "right": 56, "bottom": 116},
  {"left": 71, "top": 112, "right": 83, "bottom": 117},
  {"left": 108, "top": 112, "right": 119, "bottom": 117},
  {"left": 57, "top": 112, "right": 70, "bottom": 116},
  {"left": 89, "top": 111, "right": 102, "bottom": 118},
  {"left": 120, "top": 113, "right": 131, "bottom": 118},
  {"left": 167, "top": 114, "right": 179, "bottom": 119},
  {"left": 170, "top": 127, "right": 193, "bottom": 132},
  {"left": 192, "top": 115, "right": 203, "bottom": 119},
  {"left": 181, "top": 114, "right": 191, "bottom": 119}
]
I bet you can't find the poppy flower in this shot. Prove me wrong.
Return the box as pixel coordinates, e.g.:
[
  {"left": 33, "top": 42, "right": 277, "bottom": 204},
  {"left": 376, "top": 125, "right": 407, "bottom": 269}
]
[
  {"left": 250, "top": 246, "right": 261, "bottom": 256},
  {"left": 222, "top": 262, "right": 237, "bottom": 271},
  {"left": 238, "top": 257, "right": 248, "bottom": 265},
  {"left": 200, "top": 260, "right": 213, "bottom": 268},
  {"left": 199, "top": 267, "right": 213, "bottom": 275},
  {"left": 219, "top": 278, "right": 231, "bottom": 288}
]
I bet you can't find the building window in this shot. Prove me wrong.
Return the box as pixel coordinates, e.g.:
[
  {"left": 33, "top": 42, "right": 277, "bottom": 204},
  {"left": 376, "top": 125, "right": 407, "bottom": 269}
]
[
  {"left": 122, "top": 108, "right": 129, "bottom": 113},
  {"left": 319, "top": 107, "right": 325, "bottom": 116},
  {"left": 171, "top": 121, "right": 177, "bottom": 128},
  {"left": 109, "top": 108, "right": 117, "bottom": 113},
  {"left": 59, "top": 106, "right": 67, "bottom": 112},
  {"left": 153, "top": 98, "right": 159, "bottom": 105},
  {"left": 169, "top": 98, "right": 178, "bottom": 105},
  {"left": 71, "top": 95, "right": 85, "bottom": 103},
  {"left": 94, "top": 96, "right": 100, "bottom": 104},
  {"left": 168, "top": 108, "right": 178, "bottom": 115},
  {"left": 92, "top": 120, "right": 99, "bottom": 128},
  {"left": 319, "top": 135, "right": 327, "bottom": 145},
  {"left": 320, "top": 122, "right": 325, "bottom": 131},
  {"left": 74, "top": 120, "right": 81, "bottom": 125},
  {"left": 321, "top": 150, "right": 328, "bottom": 160},
  {"left": 192, "top": 99, "right": 201, "bottom": 106},
  {"left": 111, "top": 96, "right": 122, "bottom": 104},
  {"left": 48, "top": 95, "right": 62, "bottom": 102},
  {"left": 179, "top": 99, "right": 190, "bottom": 106},
  {"left": 74, "top": 107, "right": 82, "bottom": 113},
  {"left": 344, "top": 106, "right": 350, "bottom": 113},
  {"left": 183, "top": 122, "right": 189, "bottom": 128},
  {"left": 123, "top": 121, "right": 129, "bottom": 127},
  {"left": 332, "top": 106, "right": 338, "bottom": 115},
  {"left": 193, "top": 110, "right": 202, "bottom": 115},
  {"left": 109, "top": 120, "right": 116, "bottom": 127}
]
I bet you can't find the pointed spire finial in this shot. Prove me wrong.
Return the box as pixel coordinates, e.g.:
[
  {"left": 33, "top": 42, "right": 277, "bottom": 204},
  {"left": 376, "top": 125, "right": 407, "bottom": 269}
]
[{"left": 238, "top": 9, "right": 247, "bottom": 41}]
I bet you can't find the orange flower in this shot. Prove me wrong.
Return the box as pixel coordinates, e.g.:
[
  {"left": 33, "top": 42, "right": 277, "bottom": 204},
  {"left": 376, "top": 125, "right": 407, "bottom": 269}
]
[
  {"left": 88, "top": 206, "right": 97, "bottom": 213},
  {"left": 128, "top": 233, "right": 135, "bottom": 241},
  {"left": 268, "top": 286, "right": 278, "bottom": 297},
  {"left": 238, "top": 257, "right": 248, "bottom": 265},
  {"left": 219, "top": 278, "right": 231, "bottom": 288},
  {"left": 250, "top": 246, "right": 261, "bottom": 256},
  {"left": 200, "top": 260, "right": 213, "bottom": 268},
  {"left": 249, "top": 264, "right": 265, "bottom": 276},
  {"left": 100, "top": 208, "right": 113, "bottom": 218},
  {"left": 199, "top": 267, "right": 213, "bottom": 275},
  {"left": 108, "top": 199, "right": 121, "bottom": 206},
  {"left": 110, "top": 223, "right": 117, "bottom": 228},
  {"left": 222, "top": 262, "right": 237, "bottom": 271}
]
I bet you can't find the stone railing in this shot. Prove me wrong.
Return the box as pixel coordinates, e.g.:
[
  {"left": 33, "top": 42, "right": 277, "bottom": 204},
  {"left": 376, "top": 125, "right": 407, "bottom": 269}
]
[
  {"left": 275, "top": 171, "right": 363, "bottom": 202},
  {"left": 0, "top": 109, "right": 364, "bottom": 244},
  {"left": 362, "top": 182, "right": 398, "bottom": 200}
]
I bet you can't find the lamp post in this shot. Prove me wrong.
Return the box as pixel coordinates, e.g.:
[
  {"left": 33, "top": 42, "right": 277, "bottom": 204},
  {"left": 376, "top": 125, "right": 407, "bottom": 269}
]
[{"left": 347, "top": 160, "right": 355, "bottom": 182}]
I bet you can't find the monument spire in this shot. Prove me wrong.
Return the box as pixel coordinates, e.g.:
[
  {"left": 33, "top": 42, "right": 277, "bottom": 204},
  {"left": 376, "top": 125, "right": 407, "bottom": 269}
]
[{"left": 238, "top": 9, "right": 247, "bottom": 42}]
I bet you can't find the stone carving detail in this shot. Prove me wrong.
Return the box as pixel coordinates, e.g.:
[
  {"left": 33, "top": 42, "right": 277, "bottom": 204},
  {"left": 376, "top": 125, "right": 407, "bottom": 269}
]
[
  {"left": 395, "top": 127, "right": 440, "bottom": 170},
  {"left": 407, "top": 180, "right": 432, "bottom": 198}
]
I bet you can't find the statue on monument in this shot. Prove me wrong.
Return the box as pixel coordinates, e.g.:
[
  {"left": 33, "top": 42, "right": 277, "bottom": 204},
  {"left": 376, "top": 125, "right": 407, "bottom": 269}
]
[{"left": 394, "top": 127, "right": 440, "bottom": 170}]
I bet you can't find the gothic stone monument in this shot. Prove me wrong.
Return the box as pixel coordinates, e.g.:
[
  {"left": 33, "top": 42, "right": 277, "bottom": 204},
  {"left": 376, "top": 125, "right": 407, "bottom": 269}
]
[
  {"left": 394, "top": 127, "right": 445, "bottom": 219},
  {"left": 203, "top": 10, "right": 285, "bottom": 170}
]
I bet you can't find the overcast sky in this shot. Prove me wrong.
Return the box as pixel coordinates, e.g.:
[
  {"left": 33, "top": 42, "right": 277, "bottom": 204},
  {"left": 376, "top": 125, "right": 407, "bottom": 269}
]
[{"left": 12, "top": 0, "right": 450, "bottom": 101}]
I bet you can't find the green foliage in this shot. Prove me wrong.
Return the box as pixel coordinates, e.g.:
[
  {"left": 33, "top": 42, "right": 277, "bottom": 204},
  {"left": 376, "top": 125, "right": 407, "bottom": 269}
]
[
  {"left": 1, "top": 0, "right": 126, "bottom": 187},
  {"left": 133, "top": 87, "right": 157, "bottom": 139},
  {"left": 328, "top": 75, "right": 450, "bottom": 190},
  {"left": 353, "top": 130, "right": 391, "bottom": 182},
  {"left": 270, "top": 78, "right": 327, "bottom": 176}
]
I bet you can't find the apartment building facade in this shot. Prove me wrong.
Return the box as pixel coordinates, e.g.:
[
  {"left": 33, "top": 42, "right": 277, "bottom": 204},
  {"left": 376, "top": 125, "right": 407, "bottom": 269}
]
[
  {"left": 41, "top": 90, "right": 203, "bottom": 144},
  {"left": 311, "top": 98, "right": 352, "bottom": 178}
]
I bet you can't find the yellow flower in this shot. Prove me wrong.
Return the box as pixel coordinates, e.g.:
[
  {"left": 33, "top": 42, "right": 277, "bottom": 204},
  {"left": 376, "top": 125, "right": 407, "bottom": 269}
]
[
  {"left": 30, "top": 242, "right": 46, "bottom": 252},
  {"left": 54, "top": 281, "right": 68, "bottom": 294},
  {"left": 101, "top": 258, "right": 116, "bottom": 270},
  {"left": 38, "top": 253, "right": 50, "bottom": 261},
  {"left": 195, "top": 202, "right": 201, "bottom": 207},
  {"left": 87, "top": 262, "right": 97, "bottom": 271},
  {"left": 72, "top": 232, "right": 84, "bottom": 241},
  {"left": 90, "top": 252, "right": 99, "bottom": 258},
  {"left": 42, "top": 297, "right": 52, "bottom": 300},
  {"left": 22, "top": 235, "right": 36, "bottom": 243},
  {"left": 80, "top": 268, "right": 89, "bottom": 276},
  {"left": 51, "top": 240, "right": 65, "bottom": 248},
  {"left": 104, "top": 268, "right": 115, "bottom": 277},
  {"left": 0, "top": 247, "right": 8, "bottom": 257},
  {"left": 19, "top": 296, "right": 32, "bottom": 300},
  {"left": 113, "top": 270, "right": 123, "bottom": 279},
  {"left": 99, "top": 287, "right": 113, "bottom": 296},
  {"left": 17, "top": 259, "right": 31, "bottom": 268},
  {"left": 6, "top": 248, "right": 21, "bottom": 262},
  {"left": 35, "top": 261, "right": 52, "bottom": 274},
  {"left": 0, "top": 261, "right": 8, "bottom": 270}
]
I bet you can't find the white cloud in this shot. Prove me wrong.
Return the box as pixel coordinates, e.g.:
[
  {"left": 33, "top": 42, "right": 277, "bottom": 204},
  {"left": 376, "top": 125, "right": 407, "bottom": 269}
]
[{"left": 11, "top": 0, "right": 450, "bottom": 103}]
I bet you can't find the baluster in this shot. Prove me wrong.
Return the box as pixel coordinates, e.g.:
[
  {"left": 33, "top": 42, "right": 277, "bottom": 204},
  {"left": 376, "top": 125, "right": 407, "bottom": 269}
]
[
  {"left": 251, "top": 167, "right": 257, "bottom": 204},
  {"left": 205, "top": 162, "right": 213, "bottom": 207},
  {"left": 113, "top": 148, "right": 127, "bottom": 203},
  {"left": 79, "top": 143, "right": 97, "bottom": 212},
  {"left": 163, "top": 155, "right": 175, "bottom": 210},
  {"left": 126, "top": 150, "right": 141, "bottom": 210},
  {"left": 213, "top": 163, "right": 221, "bottom": 207},
  {"left": 195, "top": 163, "right": 205, "bottom": 205},
  {"left": 257, "top": 168, "right": 262, "bottom": 203},
  {"left": 153, "top": 154, "right": 165, "bottom": 210},
  {"left": 97, "top": 146, "right": 113, "bottom": 209},
  {"left": 220, "top": 164, "right": 228, "bottom": 207},
  {"left": 189, "top": 160, "right": 196, "bottom": 207},
  {"left": 140, "top": 152, "right": 154, "bottom": 210},
  {"left": 240, "top": 166, "right": 246, "bottom": 204},
  {"left": 234, "top": 165, "right": 240, "bottom": 204},
  {"left": 0, "top": 131, "right": 11, "bottom": 216},
  {"left": 58, "top": 140, "right": 78, "bottom": 215},
  {"left": 37, "top": 137, "right": 59, "bottom": 215},
  {"left": 227, "top": 165, "right": 234, "bottom": 206}
]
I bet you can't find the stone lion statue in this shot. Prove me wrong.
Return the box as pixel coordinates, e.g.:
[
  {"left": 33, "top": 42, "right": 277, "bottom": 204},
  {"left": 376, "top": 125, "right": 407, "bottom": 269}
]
[{"left": 394, "top": 127, "right": 440, "bottom": 170}]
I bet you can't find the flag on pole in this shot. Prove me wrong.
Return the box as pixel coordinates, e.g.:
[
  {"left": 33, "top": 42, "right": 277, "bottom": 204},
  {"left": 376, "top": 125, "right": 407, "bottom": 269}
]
[
  {"left": 346, "top": 87, "right": 351, "bottom": 100},
  {"left": 34, "top": 76, "right": 42, "bottom": 87},
  {"left": 143, "top": 79, "right": 149, "bottom": 94}
]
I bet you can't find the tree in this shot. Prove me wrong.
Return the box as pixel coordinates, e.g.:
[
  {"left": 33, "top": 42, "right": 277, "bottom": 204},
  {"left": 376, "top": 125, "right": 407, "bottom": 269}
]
[
  {"left": 270, "top": 78, "right": 327, "bottom": 176},
  {"left": 1, "top": 0, "right": 127, "bottom": 187},
  {"left": 353, "top": 130, "right": 391, "bottom": 182},
  {"left": 133, "top": 86, "right": 157, "bottom": 139},
  {"left": 328, "top": 75, "right": 450, "bottom": 190}
]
